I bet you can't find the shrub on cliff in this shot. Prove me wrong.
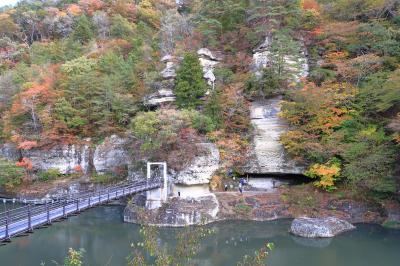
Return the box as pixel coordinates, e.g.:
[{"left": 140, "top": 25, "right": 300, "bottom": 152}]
[
  {"left": 37, "top": 168, "right": 62, "bottom": 182},
  {"left": 0, "top": 157, "right": 24, "bottom": 188},
  {"left": 130, "top": 109, "right": 215, "bottom": 170}
]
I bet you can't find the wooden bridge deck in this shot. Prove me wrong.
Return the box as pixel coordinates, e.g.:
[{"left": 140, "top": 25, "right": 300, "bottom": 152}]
[{"left": 0, "top": 179, "right": 160, "bottom": 242}]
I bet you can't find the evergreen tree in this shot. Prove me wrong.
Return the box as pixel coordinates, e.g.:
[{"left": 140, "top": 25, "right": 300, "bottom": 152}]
[
  {"left": 72, "top": 15, "right": 94, "bottom": 44},
  {"left": 174, "top": 53, "right": 207, "bottom": 109},
  {"left": 204, "top": 90, "right": 223, "bottom": 128},
  {"left": 269, "top": 30, "right": 301, "bottom": 81}
]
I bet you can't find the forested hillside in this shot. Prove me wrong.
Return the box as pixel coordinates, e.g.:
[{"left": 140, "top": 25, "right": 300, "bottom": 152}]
[
  {"left": 0, "top": 0, "right": 399, "bottom": 199},
  {"left": 281, "top": 0, "right": 400, "bottom": 195}
]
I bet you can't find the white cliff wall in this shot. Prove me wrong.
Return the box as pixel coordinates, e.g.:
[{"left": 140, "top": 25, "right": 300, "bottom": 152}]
[{"left": 246, "top": 35, "right": 309, "bottom": 174}]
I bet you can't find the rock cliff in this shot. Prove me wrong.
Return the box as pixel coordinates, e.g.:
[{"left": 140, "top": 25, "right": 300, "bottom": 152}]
[
  {"left": 244, "top": 98, "right": 305, "bottom": 174},
  {"left": 0, "top": 135, "right": 130, "bottom": 175}
]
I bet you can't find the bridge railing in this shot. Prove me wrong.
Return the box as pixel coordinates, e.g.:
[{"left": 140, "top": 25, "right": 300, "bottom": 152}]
[{"left": 0, "top": 178, "right": 161, "bottom": 241}]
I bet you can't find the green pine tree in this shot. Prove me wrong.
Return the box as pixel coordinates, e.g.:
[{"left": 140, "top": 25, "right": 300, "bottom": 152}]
[
  {"left": 174, "top": 53, "right": 207, "bottom": 109},
  {"left": 72, "top": 15, "right": 94, "bottom": 44}
]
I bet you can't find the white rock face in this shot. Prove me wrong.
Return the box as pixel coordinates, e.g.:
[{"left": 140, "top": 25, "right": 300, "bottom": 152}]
[
  {"left": 23, "top": 143, "right": 91, "bottom": 174},
  {"left": 197, "top": 48, "right": 219, "bottom": 87},
  {"left": 197, "top": 48, "right": 217, "bottom": 60},
  {"left": 160, "top": 61, "right": 177, "bottom": 79},
  {"left": 145, "top": 88, "right": 176, "bottom": 106},
  {"left": 93, "top": 135, "right": 130, "bottom": 174},
  {"left": 175, "top": 143, "right": 220, "bottom": 185},
  {"left": 161, "top": 54, "right": 174, "bottom": 62},
  {"left": 253, "top": 35, "right": 272, "bottom": 70},
  {"left": 246, "top": 34, "right": 309, "bottom": 175},
  {"left": 199, "top": 57, "right": 218, "bottom": 85},
  {"left": 290, "top": 217, "right": 356, "bottom": 238},
  {"left": 1, "top": 135, "right": 130, "bottom": 175},
  {"left": 146, "top": 49, "right": 219, "bottom": 107},
  {"left": 245, "top": 97, "right": 305, "bottom": 174},
  {"left": 145, "top": 55, "right": 177, "bottom": 107},
  {"left": 253, "top": 36, "right": 309, "bottom": 82}
]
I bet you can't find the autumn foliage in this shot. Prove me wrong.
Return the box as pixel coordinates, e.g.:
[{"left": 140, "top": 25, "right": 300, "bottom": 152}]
[
  {"left": 300, "top": 0, "right": 320, "bottom": 12},
  {"left": 16, "top": 157, "right": 33, "bottom": 171},
  {"left": 305, "top": 160, "right": 341, "bottom": 191}
]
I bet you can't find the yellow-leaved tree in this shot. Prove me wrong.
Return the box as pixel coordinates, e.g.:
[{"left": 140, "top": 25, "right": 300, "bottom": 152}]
[{"left": 305, "top": 159, "right": 341, "bottom": 192}]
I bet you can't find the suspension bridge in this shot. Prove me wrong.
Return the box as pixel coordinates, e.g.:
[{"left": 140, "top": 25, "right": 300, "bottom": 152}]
[{"left": 0, "top": 178, "right": 162, "bottom": 242}]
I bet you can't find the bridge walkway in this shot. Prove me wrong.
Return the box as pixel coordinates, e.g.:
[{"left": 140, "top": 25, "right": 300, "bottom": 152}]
[{"left": 0, "top": 179, "right": 161, "bottom": 242}]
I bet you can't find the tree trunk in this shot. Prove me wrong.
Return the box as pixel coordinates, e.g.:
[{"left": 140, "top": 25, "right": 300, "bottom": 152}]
[{"left": 87, "top": 144, "right": 96, "bottom": 175}]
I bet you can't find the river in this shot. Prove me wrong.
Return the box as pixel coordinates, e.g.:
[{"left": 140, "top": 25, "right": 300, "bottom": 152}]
[{"left": 0, "top": 206, "right": 400, "bottom": 266}]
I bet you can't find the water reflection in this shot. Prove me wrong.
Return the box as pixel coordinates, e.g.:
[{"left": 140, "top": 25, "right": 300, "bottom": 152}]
[
  {"left": 0, "top": 206, "right": 399, "bottom": 266},
  {"left": 291, "top": 235, "right": 332, "bottom": 248}
]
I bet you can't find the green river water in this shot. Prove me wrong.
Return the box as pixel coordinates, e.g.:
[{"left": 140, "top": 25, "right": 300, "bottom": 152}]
[{"left": 0, "top": 206, "right": 399, "bottom": 266}]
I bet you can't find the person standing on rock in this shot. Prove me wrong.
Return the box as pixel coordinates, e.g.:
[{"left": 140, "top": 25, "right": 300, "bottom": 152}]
[{"left": 239, "top": 182, "right": 243, "bottom": 194}]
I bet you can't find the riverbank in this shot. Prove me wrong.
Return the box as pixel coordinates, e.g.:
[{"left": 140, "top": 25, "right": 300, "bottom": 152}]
[
  {"left": 124, "top": 184, "right": 400, "bottom": 229},
  {"left": 2, "top": 205, "right": 400, "bottom": 266},
  {"left": 3, "top": 176, "right": 399, "bottom": 229}
]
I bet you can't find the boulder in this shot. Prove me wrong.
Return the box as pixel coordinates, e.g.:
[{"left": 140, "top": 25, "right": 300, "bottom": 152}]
[{"left": 290, "top": 217, "right": 356, "bottom": 238}]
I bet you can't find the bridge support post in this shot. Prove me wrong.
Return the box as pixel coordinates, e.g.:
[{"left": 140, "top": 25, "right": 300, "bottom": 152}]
[
  {"left": 28, "top": 205, "right": 33, "bottom": 232},
  {"left": 4, "top": 211, "right": 10, "bottom": 242},
  {"left": 46, "top": 202, "right": 50, "bottom": 224},
  {"left": 63, "top": 200, "right": 66, "bottom": 218},
  {"left": 162, "top": 162, "right": 167, "bottom": 202},
  {"left": 146, "top": 161, "right": 168, "bottom": 209}
]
